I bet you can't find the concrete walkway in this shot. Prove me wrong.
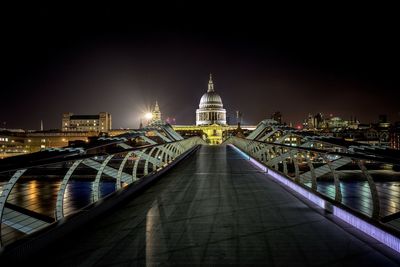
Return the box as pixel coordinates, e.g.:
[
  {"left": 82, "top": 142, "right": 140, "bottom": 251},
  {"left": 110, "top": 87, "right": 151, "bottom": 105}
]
[{"left": 24, "top": 145, "right": 400, "bottom": 266}]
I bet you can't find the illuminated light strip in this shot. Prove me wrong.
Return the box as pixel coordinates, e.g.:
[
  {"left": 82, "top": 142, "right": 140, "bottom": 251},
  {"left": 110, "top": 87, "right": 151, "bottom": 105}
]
[
  {"left": 230, "top": 144, "right": 400, "bottom": 254},
  {"left": 229, "top": 144, "right": 324, "bottom": 208},
  {"left": 333, "top": 206, "right": 400, "bottom": 253},
  {"left": 266, "top": 167, "right": 326, "bottom": 209},
  {"left": 228, "top": 144, "right": 267, "bottom": 172},
  {"left": 249, "top": 157, "right": 268, "bottom": 173},
  {"left": 228, "top": 144, "right": 250, "bottom": 160}
]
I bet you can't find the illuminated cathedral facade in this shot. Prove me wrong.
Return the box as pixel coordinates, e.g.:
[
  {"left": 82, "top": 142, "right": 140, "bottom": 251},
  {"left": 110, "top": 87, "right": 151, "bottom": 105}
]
[
  {"left": 172, "top": 74, "right": 233, "bottom": 144},
  {"left": 149, "top": 74, "right": 250, "bottom": 144},
  {"left": 196, "top": 74, "right": 227, "bottom": 126}
]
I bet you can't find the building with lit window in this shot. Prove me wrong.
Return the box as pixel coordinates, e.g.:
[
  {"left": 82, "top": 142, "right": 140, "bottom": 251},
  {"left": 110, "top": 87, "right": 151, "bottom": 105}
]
[
  {"left": 0, "top": 129, "right": 99, "bottom": 158},
  {"left": 390, "top": 122, "right": 400, "bottom": 150},
  {"left": 0, "top": 132, "right": 27, "bottom": 158},
  {"left": 62, "top": 112, "right": 112, "bottom": 132},
  {"left": 271, "top": 111, "right": 282, "bottom": 124}
]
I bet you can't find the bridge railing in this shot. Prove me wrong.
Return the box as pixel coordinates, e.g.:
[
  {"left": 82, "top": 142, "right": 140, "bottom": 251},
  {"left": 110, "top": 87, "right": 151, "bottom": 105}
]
[
  {"left": 226, "top": 136, "right": 400, "bottom": 232},
  {"left": 0, "top": 136, "right": 205, "bottom": 247}
]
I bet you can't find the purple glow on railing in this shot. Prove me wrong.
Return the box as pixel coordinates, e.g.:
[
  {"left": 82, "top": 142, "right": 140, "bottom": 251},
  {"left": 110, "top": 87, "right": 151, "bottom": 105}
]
[
  {"left": 267, "top": 167, "right": 326, "bottom": 209},
  {"left": 249, "top": 157, "right": 268, "bottom": 173},
  {"left": 229, "top": 144, "right": 324, "bottom": 208},
  {"left": 228, "top": 144, "right": 249, "bottom": 160},
  {"left": 228, "top": 144, "right": 267, "bottom": 172},
  {"left": 333, "top": 206, "right": 400, "bottom": 253}
]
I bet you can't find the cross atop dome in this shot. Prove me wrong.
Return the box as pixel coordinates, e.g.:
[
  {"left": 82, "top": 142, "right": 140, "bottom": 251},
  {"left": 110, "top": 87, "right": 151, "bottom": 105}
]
[{"left": 208, "top": 73, "right": 214, "bottom": 92}]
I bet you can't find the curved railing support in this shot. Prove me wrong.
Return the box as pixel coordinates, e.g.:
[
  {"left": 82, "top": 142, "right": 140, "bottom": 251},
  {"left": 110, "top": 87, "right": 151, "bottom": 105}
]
[
  {"left": 92, "top": 155, "right": 115, "bottom": 202},
  {"left": 290, "top": 150, "right": 300, "bottom": 182},
  {"left": 55, "top": 160, "right": 84, "bottom": 220},
  {"left": 302, "top": 152, "right": 317, "bottom": 190},
  {"left": 321, "top": 155, "right": 342, "bottom": 203},
  {"left": 132, "top": 148, "right": 147, "bottom": 182},
  {"left": 144, "top": 147, "right": 158, "bottom": 176},
  {"left": 0, "top": 133, "right": 204, "bottom": 247},
  {"left": 357, "top": 160, "right": 381, "bottom": 219}
]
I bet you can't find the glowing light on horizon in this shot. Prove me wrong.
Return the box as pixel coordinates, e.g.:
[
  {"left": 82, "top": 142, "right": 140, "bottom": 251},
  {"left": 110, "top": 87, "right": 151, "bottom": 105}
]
[{"left": 144, "top": 113, "right": 153, "bottom": 120}]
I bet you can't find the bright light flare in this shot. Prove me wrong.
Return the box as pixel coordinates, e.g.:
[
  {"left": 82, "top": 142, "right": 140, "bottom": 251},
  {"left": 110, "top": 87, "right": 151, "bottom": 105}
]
[{"left": 144, "top": 113, "right": 153, "bottom": 120}]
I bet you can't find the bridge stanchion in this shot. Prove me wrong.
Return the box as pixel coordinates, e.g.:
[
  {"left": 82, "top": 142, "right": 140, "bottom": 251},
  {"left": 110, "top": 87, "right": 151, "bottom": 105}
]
[
  {"left": 92, "top": 155, "right": 115, "bottom": 202},
  {"left": 321, "top": 155, "right": 343, "bottom": 203},
  {"left": 55, "top": 159, "right": 84, "bottom": 220},
  {"left": 357, "top": 160, "right": 381, "bottom": 220}
]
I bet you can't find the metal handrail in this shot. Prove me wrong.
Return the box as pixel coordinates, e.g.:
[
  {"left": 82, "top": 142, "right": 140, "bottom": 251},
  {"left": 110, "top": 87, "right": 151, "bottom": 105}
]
[
  {"left": 233, "top": 137, "right": 400, "bottom": 165},
  {"left": 226, "top": 136, "right": 400, "bottom": 223},
  {"left": 0, "top": 136, "right": 205, "bottom": 247}
]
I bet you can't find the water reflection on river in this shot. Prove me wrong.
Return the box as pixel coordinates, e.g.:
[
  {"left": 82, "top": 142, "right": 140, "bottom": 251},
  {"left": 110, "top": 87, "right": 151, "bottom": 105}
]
[{"left": 1, "top": 179, "right": 115, "bottom": 218}]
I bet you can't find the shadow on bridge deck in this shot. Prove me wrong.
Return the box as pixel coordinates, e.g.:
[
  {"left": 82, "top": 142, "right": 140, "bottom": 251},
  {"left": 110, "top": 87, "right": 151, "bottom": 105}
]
[{"left": 8, "top": 145, "right": 400, "bottom": 266}]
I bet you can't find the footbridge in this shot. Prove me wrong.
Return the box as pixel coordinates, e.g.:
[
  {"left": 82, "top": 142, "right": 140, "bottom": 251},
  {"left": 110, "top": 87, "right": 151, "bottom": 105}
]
[{"left": 1, "top": 122, "right": 400, "bottom": 266}]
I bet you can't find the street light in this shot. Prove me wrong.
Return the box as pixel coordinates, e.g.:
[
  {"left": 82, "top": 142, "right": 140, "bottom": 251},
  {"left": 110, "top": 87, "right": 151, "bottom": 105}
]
[{"left": 144, "top": 112, "right": 153, "bottom": 126}]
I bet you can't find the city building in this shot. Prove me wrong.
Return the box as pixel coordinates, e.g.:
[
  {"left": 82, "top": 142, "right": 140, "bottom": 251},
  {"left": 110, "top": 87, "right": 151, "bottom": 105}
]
[
  {"left": 327, "top": 116, "right": 348, "bottom": 129},
  {"left": 390, "top": 122, "right": 400, "bottom": 150},
  {"left": 303, "top": 113, "right": 360, "bottom": 130},
  {"left": 62, "top": 112, "right": 112, "bottom": 132},
  {"left": 0, "top": 129, "right": 99, "bottom": 159},
  {"left": 303, "top": 113, "right": 324, "bottom": 129},
  {"left": 378, "top": 114, "right": 391, "bottom": 128},
  {"left": 271, "top": 111, "right": 282, "bottom": 124},
  {"left": 0, "top": 131, "right": 27, "bottom": 158}
]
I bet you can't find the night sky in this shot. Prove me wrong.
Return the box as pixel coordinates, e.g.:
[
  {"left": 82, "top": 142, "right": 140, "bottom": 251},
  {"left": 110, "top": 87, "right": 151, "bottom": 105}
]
[{"left": 1, "top": 4, "right": 399, "bottom": 130}]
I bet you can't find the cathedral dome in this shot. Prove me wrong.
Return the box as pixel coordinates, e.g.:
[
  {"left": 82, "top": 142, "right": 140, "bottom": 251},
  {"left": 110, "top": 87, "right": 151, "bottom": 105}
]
[
  {"left": 199, "top": 91, "right": 223, "bottom": 108},
  {"left": 198, "top": 74, "right": 223, "bottom": 109},
  {"left": 196, "top": 74, "right": 227, "bottom": 127}
]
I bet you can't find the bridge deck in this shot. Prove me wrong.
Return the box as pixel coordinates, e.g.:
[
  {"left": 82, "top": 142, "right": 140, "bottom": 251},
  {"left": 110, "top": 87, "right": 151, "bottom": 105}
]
[{"left": 26, "top": 145, "right": 400, "bottom": 266}]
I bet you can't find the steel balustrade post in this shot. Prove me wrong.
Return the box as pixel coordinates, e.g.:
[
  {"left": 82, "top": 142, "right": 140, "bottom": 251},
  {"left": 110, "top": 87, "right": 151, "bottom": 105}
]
[
  {"left": 159, "top": 144, "right": 172, "bottom": 164},
  {"left": 291, "top": 150, "right": 300, "bottom": 183},
  {"left": 357, "top": 160, "right": 381, "bottom": 219},
  {"left": 116, "top": 151, "right": 135, "bottom": 188},
  {"left": 283, "top": 151, "right": 288, "bottom": 176},
  {"left": 258, "top": 146, "right": 265, "bottom": 162},
  {"left": 274, "top": 146, "right": 279, "bottom": 170},
  {"left": 170, "top": 143, "right": 179, "bottom": 159},
  {"left": 153, "top": 147, "right": 163, "bottom": 171},
  {"left": 266, "top": 147, "right": 271, "bottom": 161},
  {"left": 55, "top": 159, "right": 84, "bottom": 220},
  {"left": 303, "top": 152, "right": 317, "bottom": 190},
  {"left": 167, "top": 144, "right": 176, "bottom": 162},
  {"left": 132, "top": 148, "right": 147, "bottom": 182},
  {"left": 92, "top": 155, "right": 115, "bottom": 202},
  {"left": 144, "top": 147, "right": 158, "bottom": 176},
  {"left": 165, "top": 144, "right": 173, "bottom": 162},
  {"left": 322, "top": 155, "right": 342, "bottom": 203}
]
